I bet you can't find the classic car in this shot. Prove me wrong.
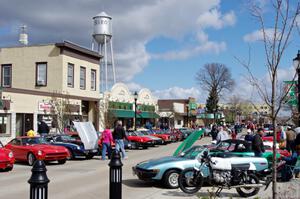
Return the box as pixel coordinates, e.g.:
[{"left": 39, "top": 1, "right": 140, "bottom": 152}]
[
  {"left": 46, "top": 135, "right": 98, "bottom": 159},
  {"left": 150, "top": 130, "right": 172, "bottom": 144},
  {"left": 5, "top": 136, "right": 70, "bottom": 166},
  {"left": 0, "top": 141, "right": 15, "bottom": 171},
  {"left": 133, "top": 143, "right": 269, "bottom": 189},
  {"left": 126, "top": 132, "right": 154, "bottom": 149},
  {"left": 137, "top": 129, "right": 164, "bottom": 145}
]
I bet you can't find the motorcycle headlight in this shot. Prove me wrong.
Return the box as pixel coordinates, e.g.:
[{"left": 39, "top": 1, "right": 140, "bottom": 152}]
[
  {"left": 8, "top": 151, "right": 13, "bottom": 158},
  {"left": 37, "top": 150, "right": 43, "bottom": 156}
]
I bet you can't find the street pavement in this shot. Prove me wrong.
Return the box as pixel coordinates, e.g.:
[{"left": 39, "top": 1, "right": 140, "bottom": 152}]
[{"left": 0, "top": 135, "right": 299, "bottom": 199}]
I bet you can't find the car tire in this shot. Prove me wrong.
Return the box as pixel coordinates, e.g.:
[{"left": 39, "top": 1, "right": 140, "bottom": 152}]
[
  {"left": 142, "top": 146, "right": 148, "bottom": 149},
  {"left": 58, "top": 159, "right": 66, "bottom": 164},
  {"left": 163, "top": 169, "right": 180, "bottom": 189},
  {"left": 27, "top": 153, "right": 36, "bottom": 166}
]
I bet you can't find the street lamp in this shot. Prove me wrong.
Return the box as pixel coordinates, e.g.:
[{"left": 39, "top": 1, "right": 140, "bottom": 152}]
[
  {"left": 133, "top": 91, "right": 138, "bottom": 131},
  {"left": 186, "top": 104, "right": 189, "bottom": 127},
  {"left": 293, "top": 50, "right": 300, "bottom": 126}
]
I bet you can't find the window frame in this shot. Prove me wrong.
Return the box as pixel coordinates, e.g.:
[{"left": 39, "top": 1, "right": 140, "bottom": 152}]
[
  {"left": 35, "top": 62, "right": 47, "bottom": 86},
  {"left": 80, "top": 66, "right": 86, "bottom": 90},
  {"left": 1, "top": 64, "right": 12, "bottom": 88},
  {"left": 91, "top": 69, "right": 96, "bottom": 91},
  {"left": 67, "top": 63, "right": 74, "bottom": 88}
]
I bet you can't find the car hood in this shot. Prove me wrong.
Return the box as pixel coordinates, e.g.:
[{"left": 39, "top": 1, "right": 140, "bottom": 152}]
[
  {"left": 32, "top": 144, "right": 67, "bottom": 152},
  {"left": 144, "top": 135, "right": 162, "bottom": 140},
  {"left": 136, "top": 156, "right": 189, "bottom": 169}
]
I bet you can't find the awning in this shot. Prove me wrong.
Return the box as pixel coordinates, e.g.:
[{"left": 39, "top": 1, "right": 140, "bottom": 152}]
[
  {"left": 109, "top": 109, "right": 134, "bottom": 118},
  {"left": 137, "top": 112, "right": 160, "bottom": 119}
]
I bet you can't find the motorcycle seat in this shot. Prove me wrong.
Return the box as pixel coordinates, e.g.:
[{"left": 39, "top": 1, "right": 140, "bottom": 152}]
[{"left": 231, "top": 163, "right": 250, "bottom": 170}]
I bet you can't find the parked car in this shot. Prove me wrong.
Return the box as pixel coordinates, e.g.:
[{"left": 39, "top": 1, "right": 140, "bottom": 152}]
[
  {"left": 46, "top": 135, "right": 98, "bottom": 159},
  {"left": 263, "top": 124, "right": 274, "bottom": 135},
  {"left": 126, "top": 132, "right": 153, "bottom": 149},
  {"left": 0, "top": 141, "right": 15, "bottom": 171},
  {"left": 133, "top": 142, "right": 269, "bottom": 189},
  {"left": 151, "top": 130, "right": 172, "bottom": 144},
  {"left": 137, "top": 129, "right": 164, "bottom": 145},
  {"left": 5, "top": 136, "right": 70, "bottom": 166}
]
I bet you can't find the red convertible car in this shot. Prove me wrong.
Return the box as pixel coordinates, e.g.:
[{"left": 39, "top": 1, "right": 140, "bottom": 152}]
[
  {"left": 5, "top": 136, "right": 70, "bottom": 166},
  {"left": 0, "top": 141, "right": 15, "bottom": 171}
]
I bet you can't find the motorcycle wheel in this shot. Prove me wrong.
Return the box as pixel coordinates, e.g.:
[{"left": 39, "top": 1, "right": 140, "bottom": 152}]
[
  {"left": 178, "top": 168, "right": 203, "bottom": 194},
  {"left": 236, "top": 173, "right": 260, "bottom": 197}
]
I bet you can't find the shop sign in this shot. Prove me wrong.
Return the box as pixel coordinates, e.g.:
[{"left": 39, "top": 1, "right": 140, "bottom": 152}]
[{"left": 38, "top": 102, "right": 53, "bottom": 112}]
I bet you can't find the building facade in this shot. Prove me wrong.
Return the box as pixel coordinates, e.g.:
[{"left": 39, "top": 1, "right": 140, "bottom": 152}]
[{"left": 0, "top": 41, "right": 101, "bottom": 144}]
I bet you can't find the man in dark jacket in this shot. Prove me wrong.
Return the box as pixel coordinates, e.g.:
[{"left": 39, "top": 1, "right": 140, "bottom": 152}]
[
  {"left": 252, "top": 128, "right": 265, "bottom": 157},
  {"left": 38, "top": 120, "right": 49, "bottom": 136},
  {"left": 113, "top": 121, "right": 127, "bottom": 159},
  {"left": 210, "top": 125, "right": 218, "bottom": 141}
]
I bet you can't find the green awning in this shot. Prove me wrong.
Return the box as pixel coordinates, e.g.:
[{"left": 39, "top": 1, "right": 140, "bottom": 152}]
[
  {"left": 109, "top": 109, "right": 134, "bottom": 118},
  {"left": 137, "top": 112, "right": 160, "bottom": 119}
]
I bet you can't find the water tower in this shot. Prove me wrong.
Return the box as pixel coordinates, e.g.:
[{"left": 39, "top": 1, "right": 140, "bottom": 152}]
[{"left": 92, "top": 12, "right": 116, "bottom": 92}]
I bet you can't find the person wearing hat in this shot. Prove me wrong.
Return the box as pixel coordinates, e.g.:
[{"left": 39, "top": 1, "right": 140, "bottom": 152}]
[{"left": 286, "top": 126, "right": 296, "bottom": 153}]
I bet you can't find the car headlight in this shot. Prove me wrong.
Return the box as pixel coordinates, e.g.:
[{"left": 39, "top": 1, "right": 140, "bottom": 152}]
[
  {"left": 37, "top": 150, "right": 43, "bottom": 156},
  {"left": 8, "top": 152, "right": 13, "bottom": 158},
  {"left": 76, "top": 145, "right": 81, "bottom": 150},
  {"left": 151, "top": 169, "right": 160, "bottom": 173}
]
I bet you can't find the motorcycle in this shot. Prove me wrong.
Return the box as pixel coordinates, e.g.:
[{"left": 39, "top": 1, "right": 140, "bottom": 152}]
[{"left": 178, "top": 150, "right": 264, "bottom": 197}]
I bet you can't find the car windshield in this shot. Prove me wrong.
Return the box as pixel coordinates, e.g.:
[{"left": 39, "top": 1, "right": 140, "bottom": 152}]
[
  {"left": 216, "top": 141, "right": 232, "bottom": 151},
  {"left": 22, "top": 137, "right": 49, "bottom": 145},
  {"left": 139, "top": 131, "right": 149, "bottom": 135},
  {"left": 134, "top": 132, "right": 144, "bottom": 136},
  {"left": 179, "top": 146, "right": 204, "bottom": 159}
]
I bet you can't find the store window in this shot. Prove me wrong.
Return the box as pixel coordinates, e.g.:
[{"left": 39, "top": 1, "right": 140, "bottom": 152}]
[
  {"left": 36, "top": 62, "right": 47, "bottom": 86},
  {"left": 67, "top": 63, "right": 74, "bottom": 87},
  {"left": 91, "top": 69, "right": 96, "bottom": 91},
  {"left": 1, "top": 64, "right": 12, "bottom": 88},
  {"left": 0, "top": 114, "right": 11, "bottom": 136},
  {"left": 80, "top": 66, "right": 86, "bottom": 89}
]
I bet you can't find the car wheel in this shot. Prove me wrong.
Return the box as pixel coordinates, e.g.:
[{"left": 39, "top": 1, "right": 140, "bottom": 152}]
[
  {"left": 27, "top": 153, "right": 36, "bottom": 166},
  {"left": 163, "top": 169, "right": 180, "bottom": 189},
  {"left": 58, "top": 159, "right": 66, "bottom": 164}
]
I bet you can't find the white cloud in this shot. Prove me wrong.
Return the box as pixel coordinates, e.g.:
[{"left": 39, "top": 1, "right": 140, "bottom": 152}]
[
  {"left": 196, "top": 9, "right": 236, "bottom": 29},
  {"left": 126, "top": 82, "right": 143, "bottom": 92},
  {"left": 153, "top": 86, "right": 206, "bottom": 102},
  {"left": 243, "top": 28, "right": 283, "bottom": 43},
  {"left": 0, "top": 0, "right": 236, "bottom": 82}
]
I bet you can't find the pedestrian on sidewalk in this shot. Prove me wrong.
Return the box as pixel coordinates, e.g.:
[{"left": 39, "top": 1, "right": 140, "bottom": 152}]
[
  {"left": 113, "top": 121, "right": 128, "bottom": 159},
  {"left": 252, "top": 128, "right": 265, "bottom": 157},
  {"left": 101, "top": 126, "right": 113, "bottom": 160}
]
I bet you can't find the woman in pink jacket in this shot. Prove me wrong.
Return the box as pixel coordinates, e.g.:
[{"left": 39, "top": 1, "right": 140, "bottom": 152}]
[{"left": 101, "top": 126, "right": 113, "bottom": 160}]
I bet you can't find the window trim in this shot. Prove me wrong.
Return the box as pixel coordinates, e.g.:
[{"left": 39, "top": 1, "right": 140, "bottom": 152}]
[
  {"left": 80, "top": 66, "right": 86, "bottom": 90},
  {"left": 35, "top": 62, "right": 47, "bottom": 87},
  {"left": 1, "top": 64, "right": 12, "bottom": 88},
  {"left": 67, "top": 63, "right": 74, "bottom": 88},
  {"left": 91, "top": 69, "right": 96, "bottom": 91}
]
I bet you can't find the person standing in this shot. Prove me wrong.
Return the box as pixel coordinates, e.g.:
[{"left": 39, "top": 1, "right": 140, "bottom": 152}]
[
  {"left": 276, "top": 126, "right": 287, "bottom": 149},
  {"left": 101, "top": 126, "right": 113, "bottom": 160},
  {"left": 252, "top": 128, "right": 265, "bottom": 157},
  {"left": 37, "top": 119, "right": 49, "bottom": 137},
  {"left": 210, "top": 125, "right": 218, "bottom": 141},
  {"left": 245, "top": 129, "right": 253, "bottom": 142},
  {"left": 286, "top": 126, "right": 296, "bottom": 153},
  {"left": 113, "top": 121, "right": 127, "bottom": 159},
  {"left": 216, "top": 126, "right": 229, "bottom": 144}
]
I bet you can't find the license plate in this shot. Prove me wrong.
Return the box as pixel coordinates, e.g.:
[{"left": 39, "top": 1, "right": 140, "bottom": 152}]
[
  {"left": 92, "top": 149, "right": 97, "bottom": 153},
  {"left": 128, "top": 144, "right": 131, "bottom": 147}
]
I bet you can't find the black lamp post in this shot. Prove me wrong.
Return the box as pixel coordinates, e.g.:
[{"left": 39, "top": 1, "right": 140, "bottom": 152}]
[
  {"left": 186, "top": 104, "right": 189, "bottom": 127},
  {"left": 133, "top": 91, "right": 138, "bottom": 131},
  {"left": 293, "top": 50, "right": 300, "bottom": 127}
]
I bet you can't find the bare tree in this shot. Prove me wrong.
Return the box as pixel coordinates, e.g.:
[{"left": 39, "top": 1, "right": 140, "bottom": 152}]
[
  {"left": 236, "top": 1, "right": 300, "bottom": 198},
  {"left": 196, "top": 63, "right": 235, "bottom": 121}
]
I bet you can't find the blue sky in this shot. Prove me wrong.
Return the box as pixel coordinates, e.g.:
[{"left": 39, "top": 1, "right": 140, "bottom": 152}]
[{"left": 0, "top": 0, "right": 299, "bottom": 102}]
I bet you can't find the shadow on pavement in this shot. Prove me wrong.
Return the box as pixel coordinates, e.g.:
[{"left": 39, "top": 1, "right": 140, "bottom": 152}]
[
  {"left": 123, "top": 179, "right": 161, "bottom": 188},
  {"left": 162, "top": 189, "right": 240, "bottom": 198}
]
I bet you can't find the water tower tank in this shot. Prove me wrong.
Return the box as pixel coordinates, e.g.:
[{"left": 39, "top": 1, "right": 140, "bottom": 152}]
[{"left": 93, "top": 12, "right": 112, "bottom": 44}]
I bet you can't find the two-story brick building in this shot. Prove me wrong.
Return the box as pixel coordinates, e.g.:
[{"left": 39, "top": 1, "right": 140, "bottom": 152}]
[{"left": 0, "top": 41, "right": 101, "bottom": 144}]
